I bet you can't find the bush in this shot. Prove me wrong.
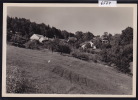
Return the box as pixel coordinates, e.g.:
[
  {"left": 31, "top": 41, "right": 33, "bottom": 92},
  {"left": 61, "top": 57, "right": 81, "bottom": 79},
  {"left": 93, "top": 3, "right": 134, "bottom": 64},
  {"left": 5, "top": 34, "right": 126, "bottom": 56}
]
[
  {"left": 9, "top": 34, "right": 28, "bottom": 48},
  {"left": 71, "top": 50, "right": 89, "bottom": 61},
  {"left": 101, "top": 43, "right": 112, "bottom": 49},
  {"left": 58, "top": 43, "right": 71, "bottom": 54},
  {"left": 115, "top": 57, "right": 131, "bottom": 73},
  {"left": 100, "top": 44, "right": 133, "bottom": 73},
  {"left": 11, "top": 34, "right": 28, "bottom": 44},
  {"left": 100, "top": 49, "right": 111, "bottom": 63},
  {"left": 122, "top": 44, "right": 133, "bottom": 62},
  {"left": 44, "top": 39, "right": 71, "bottom": 54},
  {"left": 7, "top": 65, "right": 38, "bottom": 93},
  {"left": 114, "top": 44, "right": 132, "bottom": 73},
  {"left": 89, "top": 54, "right": 99, "bottom": 63},
  {"left": 83, "top": 48, "right": 95, "bottom": 54},
  {"left": 24, "top": 40, "right": 40, "bottom": 50},
  {"left": 12, "top": 42, "right": 25, "bottom": 48}
]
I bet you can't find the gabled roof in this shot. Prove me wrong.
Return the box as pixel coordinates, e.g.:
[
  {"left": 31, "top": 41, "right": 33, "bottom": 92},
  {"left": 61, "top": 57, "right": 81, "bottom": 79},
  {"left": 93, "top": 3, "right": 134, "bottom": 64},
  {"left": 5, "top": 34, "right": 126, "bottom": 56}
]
[
  {"left": 34, "top": 34, "right": 44, "bottom": 38},
  {"left": 80, "top": 41, "right": 93, "bottom": 46}
]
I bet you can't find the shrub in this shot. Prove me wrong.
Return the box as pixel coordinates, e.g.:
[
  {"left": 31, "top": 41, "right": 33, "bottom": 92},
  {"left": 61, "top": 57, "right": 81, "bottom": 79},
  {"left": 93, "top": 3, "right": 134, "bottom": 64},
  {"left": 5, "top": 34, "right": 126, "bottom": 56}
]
[
  {"left": 89, "top": 54, "right": 99, "bottom": 63},
  {"left": 122, "top": 44, "right": 133, "bottom": 62},
  {"left": 71, "top": 50, "right": 89, "bottom": 61},
  {"left": 47, "top": 40, "right": 60, "bottom": 52},
  {"left": 9, "top": 34, "right": 28, "bottom": 48},
  {"left": 114, "top": 44, "right": 132, "bottom": 73},
  {"left": 44, "top": 39, "right": 71, "bottom": 54},
  {"left": 100, "top": 44, "right": 133, "bottom": 73},
  {"left": 24, "top": 40, "right": 40, "bottom": 50},
  {"left": 7, "top": 65, "right": 38, "bottom": 93},
  {"left": 101, "top": 43, "right": 112, "bottom": 49},
  {"left": 83, "top": 48, "right": 95, "bottom": 54},
  {"left": 115, "top": 57, "right": 131, "bottom": 73},
  {"left": 58, "top": 43, "right": 71, "bottom": 54},
  {"left": 12, "top": 42, "right": 25, "bottom": 48},
  {"left": 100, "top": 49, "right": 111, "bottom": 63},
  {"left": 10, "top": 34, "right": 28, "bottom": 44}
]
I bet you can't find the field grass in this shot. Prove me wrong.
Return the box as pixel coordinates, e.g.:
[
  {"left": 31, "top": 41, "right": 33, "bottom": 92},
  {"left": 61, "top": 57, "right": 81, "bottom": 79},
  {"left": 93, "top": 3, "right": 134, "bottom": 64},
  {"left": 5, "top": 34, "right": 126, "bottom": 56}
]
[{"left": 6, "top": 45, "right": 132, "bottom": 94}]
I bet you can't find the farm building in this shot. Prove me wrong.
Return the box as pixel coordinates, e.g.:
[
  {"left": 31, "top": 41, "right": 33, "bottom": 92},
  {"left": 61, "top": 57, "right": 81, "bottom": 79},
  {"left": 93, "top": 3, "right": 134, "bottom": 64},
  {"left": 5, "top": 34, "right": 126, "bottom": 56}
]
[
  {"left": 39, "top": 37, "right": 49, "bottom": 43},
  {"left": 101, "top": 34, "right": 109, "bottom": 44},
  {"left": 30, "top": 34, "right": 43, "bottom": 40},
  {"left": 67, "top": 37, "right": 77, "bottom": 43},
  {"left": 102, "top": 39, "right": 109, "bottom": 44},
  {"left": 81, "top": 41, "right": 96, "bottom": 50},
  {"left": 30, "top": 34, "right": 48, "bottom": 43}
]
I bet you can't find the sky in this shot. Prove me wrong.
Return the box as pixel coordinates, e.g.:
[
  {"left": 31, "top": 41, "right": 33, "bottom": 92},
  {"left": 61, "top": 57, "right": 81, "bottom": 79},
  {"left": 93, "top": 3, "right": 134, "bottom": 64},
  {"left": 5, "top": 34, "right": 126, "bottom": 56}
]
[{"left": 7, "top": 7, "right": 133, "bottom": 36}]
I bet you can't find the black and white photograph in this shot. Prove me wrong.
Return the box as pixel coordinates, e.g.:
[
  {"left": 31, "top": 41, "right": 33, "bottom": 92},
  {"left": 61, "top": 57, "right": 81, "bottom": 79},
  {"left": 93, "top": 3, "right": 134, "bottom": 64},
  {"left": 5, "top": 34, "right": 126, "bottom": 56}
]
[{"left": 2, "top": 3, "right": 137, "bottom": 97}]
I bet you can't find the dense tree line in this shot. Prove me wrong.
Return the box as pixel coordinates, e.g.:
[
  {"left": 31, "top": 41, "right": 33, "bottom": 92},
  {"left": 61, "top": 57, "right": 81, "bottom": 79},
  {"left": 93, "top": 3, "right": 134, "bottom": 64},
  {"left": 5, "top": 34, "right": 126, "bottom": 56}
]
[
  {"left": 7, "top": 16, "right": 95, "bottom": 43},
  {"left": 7, "top": 16, "right": 75, "bottom": 41}
]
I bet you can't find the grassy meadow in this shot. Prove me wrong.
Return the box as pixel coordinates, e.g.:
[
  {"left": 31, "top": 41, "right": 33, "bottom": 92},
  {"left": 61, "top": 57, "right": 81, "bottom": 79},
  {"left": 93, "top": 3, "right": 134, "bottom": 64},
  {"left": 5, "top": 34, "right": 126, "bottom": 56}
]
[{"left": 6, "top": 45, "right": 132, "bottom": 94}]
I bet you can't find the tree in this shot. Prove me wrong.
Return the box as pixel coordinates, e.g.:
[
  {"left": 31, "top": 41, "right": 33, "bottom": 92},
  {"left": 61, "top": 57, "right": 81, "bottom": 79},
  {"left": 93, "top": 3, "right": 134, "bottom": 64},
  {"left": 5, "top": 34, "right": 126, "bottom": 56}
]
[
  {"left": 83, "top": 32, "right": 94, "bottom": 41},
  {"left": 7, "top": 16, "right": 71, "bottom": 41},
  {"left": 75, "top": 31, "right": 84, "bottom": 40},
  {"left": 120, "top": 27, "right": 133, "bottom": 45},
  {"left": 61, "top": 30, "right": 69, "bottom": 39},
  {"left": 93, "top": 37, "right": 102, "bottom": 49},
  {"left": 110, "top": 34, "right": 121, "bottom": 46}
]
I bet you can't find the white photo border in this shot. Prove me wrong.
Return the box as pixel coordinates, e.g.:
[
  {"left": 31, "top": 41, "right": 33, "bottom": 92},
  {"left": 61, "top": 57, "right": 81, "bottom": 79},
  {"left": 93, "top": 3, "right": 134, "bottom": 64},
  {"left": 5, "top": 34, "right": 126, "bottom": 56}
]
[{"left": 2, "top": 3, "right": 137, "bottom": 97}]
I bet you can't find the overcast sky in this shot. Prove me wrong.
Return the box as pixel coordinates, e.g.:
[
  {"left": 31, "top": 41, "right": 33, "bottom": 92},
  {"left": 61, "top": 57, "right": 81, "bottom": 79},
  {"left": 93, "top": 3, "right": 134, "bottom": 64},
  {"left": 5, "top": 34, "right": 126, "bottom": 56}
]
[{"left": 7, "top": 7, "right": 133, "bottom": 35}]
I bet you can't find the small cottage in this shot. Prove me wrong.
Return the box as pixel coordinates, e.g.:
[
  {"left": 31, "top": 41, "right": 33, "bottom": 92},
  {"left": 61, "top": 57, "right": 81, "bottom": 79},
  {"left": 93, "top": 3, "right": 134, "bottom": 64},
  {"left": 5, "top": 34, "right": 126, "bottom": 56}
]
[
  {"left": 39, "top": 37, "right": 49, "bottom": 43},
  {"left": 102, "top": 40, "right": 109, "bottom": 44},
  {"left": 81, "top": 41, "right": 96, "bottom": 50},
  {"left": 30, "top": 34, "right": 43, "bottom": 40},
  {"left": 30, "top": 34, "right": 49, "bottom": 43},
  {"left": 67, "top": 37, "right": 77, "bottom": 43}
]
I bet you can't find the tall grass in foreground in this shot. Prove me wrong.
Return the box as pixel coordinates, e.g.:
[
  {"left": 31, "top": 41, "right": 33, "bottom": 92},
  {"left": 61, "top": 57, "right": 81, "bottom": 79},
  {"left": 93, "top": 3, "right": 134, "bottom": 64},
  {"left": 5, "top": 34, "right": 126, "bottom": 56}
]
[{"left": 6, "top": 65, "right": 38, "bottom": 93}]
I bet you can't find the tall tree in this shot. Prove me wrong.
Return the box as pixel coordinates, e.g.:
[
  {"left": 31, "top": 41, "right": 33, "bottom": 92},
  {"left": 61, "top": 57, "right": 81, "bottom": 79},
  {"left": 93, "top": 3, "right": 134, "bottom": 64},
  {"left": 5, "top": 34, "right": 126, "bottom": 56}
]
[
  {"left": 83, "top": 31, "right": 94, "bottom": 41},
  {"left": 75, "top": 31, "right": 83, "bottom": 40},
  {"left": 120, "top": 27, "right": 133, "bottom": 45}
]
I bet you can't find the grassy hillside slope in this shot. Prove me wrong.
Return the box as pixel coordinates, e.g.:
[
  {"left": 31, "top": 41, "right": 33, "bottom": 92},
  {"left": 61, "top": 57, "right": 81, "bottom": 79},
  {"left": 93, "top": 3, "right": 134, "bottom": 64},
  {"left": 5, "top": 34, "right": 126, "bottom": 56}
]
[{"left": 6, "top": 45, "right": 132, "bottom": 94}]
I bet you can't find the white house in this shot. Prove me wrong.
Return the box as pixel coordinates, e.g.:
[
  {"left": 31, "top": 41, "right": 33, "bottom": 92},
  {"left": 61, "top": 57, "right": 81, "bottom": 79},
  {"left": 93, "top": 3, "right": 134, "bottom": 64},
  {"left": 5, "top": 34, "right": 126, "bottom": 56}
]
[
  {"left": 101, "top": 35, "right": 109, "bottom": 44},
  {"left": 30, "top": 34, "right": 49, "bottom": 43},
  {"left": 67, "top": 37, "right": 77, "bottom": 43},
  {"left": 30, "top": 34, "right": 43, "bottom": 40},
  {"left": 93, "top": 46, "right": 96, "bottom": 50},
  {"left": 89, "top": 41, "right": 94, "bottom": 47},
  {"left": 102, "top": 40, "right": 109, "bottom": 44},
  {"left": 39, "top": 36, "right": 49, "bottom": 43},
  {"left": 81, "top": 41, "right": 96, "bottom": 50},
  {"left": 81, "top": 44, "right": 86, "bottom": 49}
]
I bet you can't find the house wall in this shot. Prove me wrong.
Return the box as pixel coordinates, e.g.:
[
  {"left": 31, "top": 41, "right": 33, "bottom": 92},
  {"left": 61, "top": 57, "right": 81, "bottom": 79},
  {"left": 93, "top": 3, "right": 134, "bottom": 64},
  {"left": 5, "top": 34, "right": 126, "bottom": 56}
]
[
  {"left": 30, "top": 34, "right": 40, "bottom": 40},
  {"left": 102, "top": 40, "right": 108, "bottom": 44},
  {"left": 39, "top": 37, "right": 49, "bottom": 43},
  {"left": 39, "top": 37, "right": 44, "bottom": 43}
]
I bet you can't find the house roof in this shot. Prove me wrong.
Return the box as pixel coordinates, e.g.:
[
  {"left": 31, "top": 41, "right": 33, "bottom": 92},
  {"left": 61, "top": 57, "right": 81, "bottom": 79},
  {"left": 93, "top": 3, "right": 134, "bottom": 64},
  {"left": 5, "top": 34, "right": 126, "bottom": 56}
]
[
  {"left": 80, "top": 41, "right": 93, "bottom": 46},
  {"left": 34, "top": 34, "right": 44, "bottom": 38}
]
